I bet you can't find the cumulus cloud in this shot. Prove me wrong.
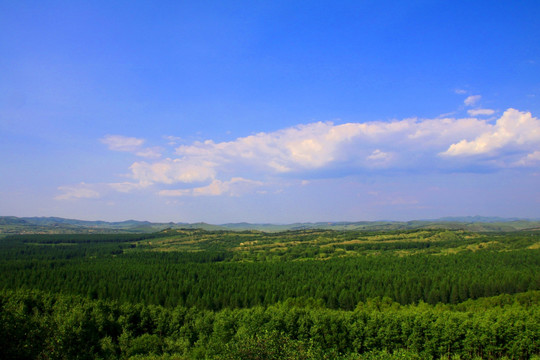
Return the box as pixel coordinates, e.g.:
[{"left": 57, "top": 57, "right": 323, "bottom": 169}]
[
  {"left": 159, "top": 178, "right": 263, "bottom": 197},
  {"left": 514, "top": 151, "right": 540, "bottom": 166},
  {"left": 170, "top": 116, "right": 494, "bottom": 176},
  {"left": 464, "top": 95, "right": 482, "bottom": 106},
  {"left": 467, "top": 108, "right": 495, "bottom": 116},
  {"left": 442, "top": 109, "right": 540, "bottom": 157},
  {"left": 107, "top": 182, "right": 144, "bottom": 193},
  {"left": 101, "top": 135, "right": 145, "bottom": 151},
  {"left": 175, "top": 121, "right": 392, "bottom": 173},
  {"left": 55, "top": 183, "right": 101, "bottom": 200},
  {"left": 367, "top": 149, "right": 393, "bottom": 166},
  {"left": 87, "top": 108, "right": 540, "bottom": 199},
  {"left": 129, "top": 158, "right": 216, "bottom": 186},
  {"left": 174, "top": 122, "right": 353, "bottom": 173},
  {"left": 135, "top": 147, "right": 163, "bottom": 159},
  {"left": 101, "top": 135, "right": 162, "bottom": 158},
  {"left": 119, "top": 108, "right": 539, "bottom": 188},
  {"left": 56, "top": 181, "right": 146, "bottom": 201},
  {"left": 163, "top": 135, "right": 183, "bottom": 146}
]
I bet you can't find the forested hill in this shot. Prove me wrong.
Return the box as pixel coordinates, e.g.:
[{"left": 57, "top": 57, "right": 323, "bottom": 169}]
[
  {"left": 1, "top": 228, "right": 539, "bottom": 359},
  {"left": 1, "top": 215, "right": 540, "bottom": 234},
  {"left": 2, "top": 228, "right": 539, "bottom": 309}
]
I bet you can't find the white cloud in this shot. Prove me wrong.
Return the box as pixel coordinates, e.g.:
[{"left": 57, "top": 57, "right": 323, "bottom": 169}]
[
  {"left": 467, "top": 108, "right": 495, "bottom": 116},
  {"left": 406, "top": 117, "right": 489, "bottom": 143},
  {"left": 172, "top": 116, "right": 494, "bottom": 174},
  {"left": 367, "top": 149, "right": 393, "bottom": 163},
  {"left": 174, "top": 121, "right": 399, "bottom": 173},
  {"left": 55, "top": 183, "right": 101, "bottom": 200},
  {"left": 455, "top": 89, "right": 468, "bottom": 95},
  {"left": 442, "top": 109, "right": 540, "bottom": 157},
  {"left": 514, "top": 151, "right": 540, "bottom": 167},
  {"left": 175, "top": 122, "right": 345, "bottom": 173},
  {"left": 159, "top": 178, "right": 263, "bottom": 197},
  {"left": 101, "top": 135, "right": 162, "bottom": 158},
  {"left": 135, "top": 147, "right": 163, "bottom": 159},
  {"left": 163, "top": 135, "right": 183, "bottom": 146},
  {"left": 464, "top": 95, "right": 481, "bottom": 106},
  {"left": 124, "top": 108, "right": 538, "bottom": 190},
  {"left": 130, "top": 158, "right": 216, "bottom": 186},
  {"left": 89, "top": 108, "right": 540, "bottom": 199},
  {"left": 101, "top": 135, "right": 145, "bottom": 152},
  {"left": 107, "top": 182, "right": 144, "bottom": 193}
]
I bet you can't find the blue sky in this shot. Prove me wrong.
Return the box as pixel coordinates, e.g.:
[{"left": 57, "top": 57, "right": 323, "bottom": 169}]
[{"left": 1, "top": 1, "right": 540, "bottom": 223}]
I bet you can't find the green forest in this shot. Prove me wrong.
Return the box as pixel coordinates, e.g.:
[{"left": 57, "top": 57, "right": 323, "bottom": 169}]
[{"left": 1, "top": 228, "right": 539, "bottom": 359}]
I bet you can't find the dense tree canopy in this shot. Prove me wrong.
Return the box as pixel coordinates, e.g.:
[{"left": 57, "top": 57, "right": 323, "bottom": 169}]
[
  {"left": 1, "top": 289, "right": 538, "bottom": 359},
  {"left": 1, "top": 229, "right": 539, "bottom": 358}
]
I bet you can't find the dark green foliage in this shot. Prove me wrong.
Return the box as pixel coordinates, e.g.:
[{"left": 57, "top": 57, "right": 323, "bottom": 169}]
[
  {"left": 1, "top": 229, "right": 539, "bottom": 358},
  {"left": 1, "top": 246, "right": 538, "bottom": 309},
  {"left": 219, "top": 331, "right": 318, "bottom": 360},
  {"left": 0, "top": 289, "right": 538, "bottom": 359}
]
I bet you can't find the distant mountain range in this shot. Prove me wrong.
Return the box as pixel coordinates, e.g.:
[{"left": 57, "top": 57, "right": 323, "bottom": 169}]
[
  {"left": 421, "top": 216, "right": 530, "bottom": 223},
  {"left": 1, "top": 216, "right": 540, "bottom": 234}
]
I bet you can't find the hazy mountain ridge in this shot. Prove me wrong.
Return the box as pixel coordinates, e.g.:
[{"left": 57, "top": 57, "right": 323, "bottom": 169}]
[{"left": 1, "top": 215, "right": 540, "bottom": 234}]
